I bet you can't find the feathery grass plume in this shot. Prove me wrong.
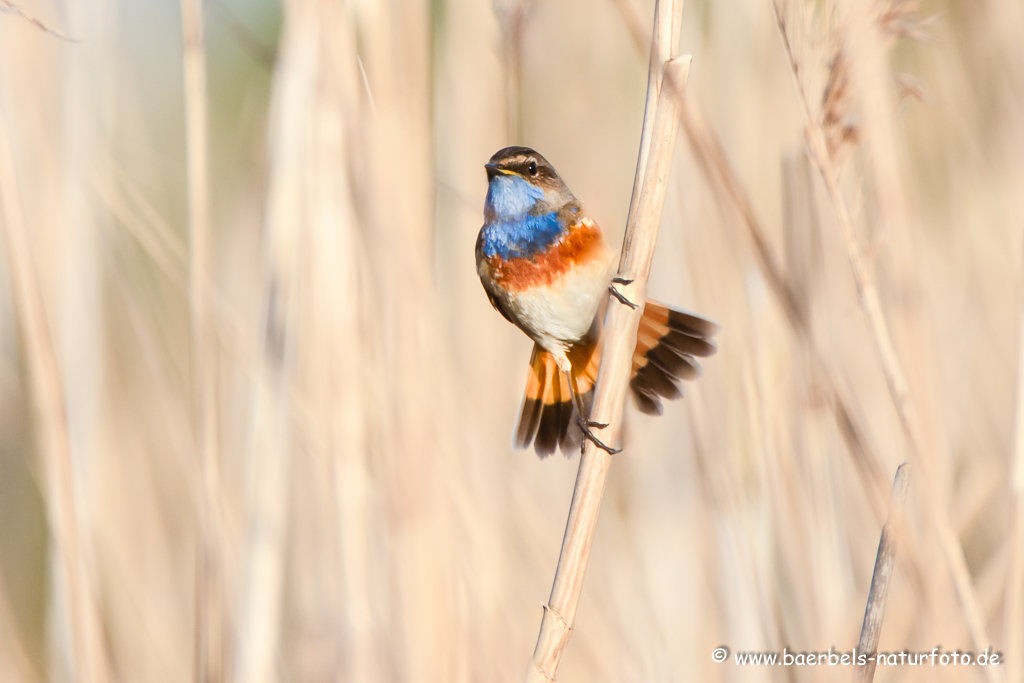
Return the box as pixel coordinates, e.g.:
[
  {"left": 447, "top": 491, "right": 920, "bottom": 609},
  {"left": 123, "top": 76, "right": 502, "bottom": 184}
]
[
  {"left": 822, "top": 0, "right": 929, "bottom": 164},
  {"left": 877, "top": 0, "right": 925, "bottom": 42},
  {"left": 821, "top": 48, "right": 859, "bottom": 164}
]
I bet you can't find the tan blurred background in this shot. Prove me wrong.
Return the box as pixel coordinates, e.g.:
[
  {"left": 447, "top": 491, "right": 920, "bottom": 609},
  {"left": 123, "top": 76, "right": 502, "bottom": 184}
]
[{"left": 0, "top": 0, "right": 1022, "bottom": 681}]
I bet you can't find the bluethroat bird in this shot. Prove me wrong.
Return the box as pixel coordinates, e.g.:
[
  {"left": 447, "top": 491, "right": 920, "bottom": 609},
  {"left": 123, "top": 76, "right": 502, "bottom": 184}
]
[{"left": 476, "top": 146, "right": 720, "bottom": 457}]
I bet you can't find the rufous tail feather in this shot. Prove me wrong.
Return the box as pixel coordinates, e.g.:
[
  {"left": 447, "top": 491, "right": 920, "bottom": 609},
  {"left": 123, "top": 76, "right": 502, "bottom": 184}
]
[
  {"left": 513, "top": 299, "right": 718, "bottom": 457},
  {"left": 513, "top": 342, "right": 599, "bottom": 458},
  {"left": 630, "top": 300, "right": 720, "bottom": 415}
]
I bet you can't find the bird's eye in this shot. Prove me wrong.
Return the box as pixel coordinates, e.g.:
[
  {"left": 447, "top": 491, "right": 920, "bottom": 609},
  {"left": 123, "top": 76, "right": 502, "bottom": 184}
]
[{"left": 527, "top": 160, "right": 538, "bottom": 176}]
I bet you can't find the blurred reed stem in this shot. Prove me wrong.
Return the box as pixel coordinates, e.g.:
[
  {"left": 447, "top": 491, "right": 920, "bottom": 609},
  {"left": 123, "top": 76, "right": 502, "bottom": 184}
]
[
  {"left": 1005, "top": 242, "right": 1024, "bottom": 683},
  {"left": 0, "top": 101, "right": 105, "bottom": 682},
  {"left": 180, "top": 0, "right": 225, "bottom": 679},
  {"left": 855, "top": 463, "right": 911, "bottom": 683},
  {"left": 525, "top": 1, "right": 687, "bottom": 678},
  {"left": 496, "top": 0, "right": 529, "bottom": 142},
  {"left": 0, "top": 581, "right": 39, "bottom": 682},
  {"left": 231, "top": 10, "right": 297, "bottom": 677},
  {"left": 0, "top": 0, "right": 76, "bottom": 41}
]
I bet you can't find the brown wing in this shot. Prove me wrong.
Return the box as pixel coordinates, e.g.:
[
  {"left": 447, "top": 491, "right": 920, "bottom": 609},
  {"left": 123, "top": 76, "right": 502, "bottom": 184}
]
[{"left": 484, "top": 288, "right": 516, "bottom": 326}]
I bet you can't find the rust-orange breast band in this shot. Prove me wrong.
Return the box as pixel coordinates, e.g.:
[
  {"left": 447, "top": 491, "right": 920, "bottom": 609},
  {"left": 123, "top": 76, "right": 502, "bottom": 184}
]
[{"left": 487, "top": 219, "right": 605, "bottom": 293}]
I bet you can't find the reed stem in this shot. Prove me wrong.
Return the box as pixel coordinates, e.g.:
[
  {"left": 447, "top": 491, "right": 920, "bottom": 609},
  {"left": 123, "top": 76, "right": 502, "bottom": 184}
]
[
  {"left": 855, "top": 463, "right": 911, "bottom": 683},
  {"left": 180, "top": 0, "right": 224, "bottom": 678},
  {"left": 525, "top": 1, "right": 688, "bottom": 678},
  {"left": 0, "top": 100, "right": 104, "bottom": 683}
]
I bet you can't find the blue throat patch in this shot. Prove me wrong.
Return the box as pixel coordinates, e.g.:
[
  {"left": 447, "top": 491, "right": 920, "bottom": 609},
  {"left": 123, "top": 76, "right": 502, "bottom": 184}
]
[
  {"left": 481, "top": 213, "right": 563, "bottom": 260},
  {"left": 482, "top": 175, "right": 563, "bottom": 260}
]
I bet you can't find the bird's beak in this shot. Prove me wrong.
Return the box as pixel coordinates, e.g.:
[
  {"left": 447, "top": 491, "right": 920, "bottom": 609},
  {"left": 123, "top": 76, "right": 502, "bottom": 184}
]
[{"left": 485, "top": 163, "right": 511, "bottom": 180}]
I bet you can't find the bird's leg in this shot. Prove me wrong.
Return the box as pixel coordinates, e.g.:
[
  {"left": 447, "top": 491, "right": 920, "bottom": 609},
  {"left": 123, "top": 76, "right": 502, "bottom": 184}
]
[
  {"left": 568, "top": 371, "right": 609, "bottom": 429},
  {"left": 566, "top": 369, "right": 620, "bottom": 455},
  {"left": 609, "top": 276, "right": 637, "bottom": 309}
]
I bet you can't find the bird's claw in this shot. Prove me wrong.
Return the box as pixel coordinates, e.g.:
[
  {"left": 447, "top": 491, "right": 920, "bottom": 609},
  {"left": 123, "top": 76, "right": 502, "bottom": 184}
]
[
  {"left": 609, "top": 282, "right": 637, "bottom": 309},
  {"left": 576, "top": 415, "right": 621, "bottom": 455}
]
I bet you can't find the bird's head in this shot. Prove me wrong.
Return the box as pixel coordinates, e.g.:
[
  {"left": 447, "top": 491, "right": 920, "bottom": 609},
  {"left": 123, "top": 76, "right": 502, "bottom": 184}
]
[{"left": 483, "top": 146, "right": 577, "bottom": 223}]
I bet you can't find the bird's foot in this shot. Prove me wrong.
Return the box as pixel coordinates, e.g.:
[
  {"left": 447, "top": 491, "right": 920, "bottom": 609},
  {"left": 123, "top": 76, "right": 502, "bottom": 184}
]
[
  {"left": 576, "top": 415, "right": 620, "bottom": 455},
  {"left": 609, "top": 277, "right": 637, "bottom": 309}
]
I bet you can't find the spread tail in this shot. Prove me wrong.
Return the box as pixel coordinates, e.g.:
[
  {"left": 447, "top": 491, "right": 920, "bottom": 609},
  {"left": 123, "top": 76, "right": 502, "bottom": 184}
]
[
  {"left": 630, "top": 300, "right": 720, "bottom": 415},
  {"left": 513, "top": 299, "right": 718, "bottom": 457}
]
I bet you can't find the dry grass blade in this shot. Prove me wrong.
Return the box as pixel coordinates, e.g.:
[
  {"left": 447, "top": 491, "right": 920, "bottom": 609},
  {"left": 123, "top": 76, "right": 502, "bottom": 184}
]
[
  {"left": 0, "top": 578, "right": 40, "bottom": 683},
  {"left": 180, "top": 0, "right": 225, "bottom": 679},
  {"left": 233, "top": 274, "right": 292, "bottom": 683},
  {"left": 1004, "top": 243, "right": 1024, "bottom": 683},
  {"left": 608, "top": 0, "right": 649, "bottom": 56},
  {"left": 0, "top": 0, "right": 77, "bottom": 41},
  {"left": 855, "top": 463, "right": 910, "bottom": 683},
  {"left": 525, "top": 1, "right": 687, "bottom": 678},
  {"left": 0, "top": 106, "right": 104, "bottom": 681},
  {"left": 769, "top": 2, "right": 995, "bottom": 678},
  {"left": 495, "top": 0, "right": 534, "bottom": 142}
]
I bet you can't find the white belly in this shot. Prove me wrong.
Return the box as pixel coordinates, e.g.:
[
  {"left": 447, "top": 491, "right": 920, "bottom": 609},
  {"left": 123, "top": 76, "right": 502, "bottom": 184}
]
[{"left": 501, "top": 254, "right": 614, "bottom": 353}]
